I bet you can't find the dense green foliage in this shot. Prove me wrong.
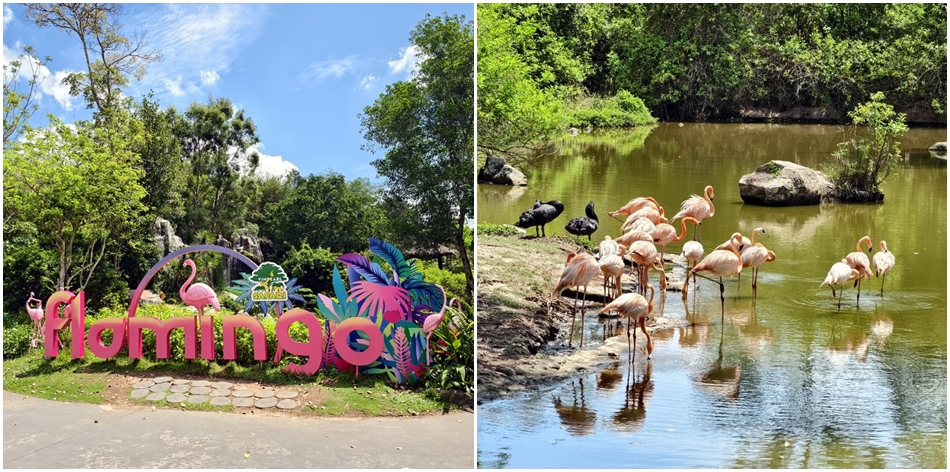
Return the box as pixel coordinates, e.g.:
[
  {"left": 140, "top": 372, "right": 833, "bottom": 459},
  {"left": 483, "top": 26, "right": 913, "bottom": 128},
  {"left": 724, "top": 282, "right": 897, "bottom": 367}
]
[
  {"left": 824, "top": 92, "right": 909, "bottom": 200},
  {"left": 361, "top": 13, "right": 475, "bottom": 298},
  {"left": 477, "top": 3, "right": 946, "bottom": 164},
  {"left": 476, "top": 223, "right": 523, "bottom": 237}
]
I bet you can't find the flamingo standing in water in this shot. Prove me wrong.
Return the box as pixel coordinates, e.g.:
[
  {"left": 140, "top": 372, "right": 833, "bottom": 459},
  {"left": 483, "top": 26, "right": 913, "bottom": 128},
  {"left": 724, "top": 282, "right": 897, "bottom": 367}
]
[
  {"left": 682, "top": 232, "right": 743, "bottom": 323},
  {"left": 672, "top": 185, "right": 715, "bottom": 242},
  {"left": 738, "top": 228, "right": 775, "bottom": 297},
  {"left": 600, "top": 244, "right": 627, "bottom": 308},
  {"left": 820, "top": 259, "right": 861, "bottom": 310},
  {"left": 608, "top": 197, "right": 659, "bottom": 221},
  {"left": 628, "top": 240, "right": 659, "bottom": 295},
  {"left": 181, "top": 259, "right": 221, "bottom": 353},
  {"left": 845, "top": 236, "right": 873, "bottom": 304},
  {"left": 652, "top": 217, "right": 698, "bottom": 265},
  {"left": 872, "top": 240, "right": 896, "bottom": 295},
  {"left": 553, "top": 251, "right": 601, "bottom": 348},
  {"left": 599, "top": 284, "right": 656, "bottom": 363},
  {"left": 681, "top": 240, "right": 704, "bottom": 289}
]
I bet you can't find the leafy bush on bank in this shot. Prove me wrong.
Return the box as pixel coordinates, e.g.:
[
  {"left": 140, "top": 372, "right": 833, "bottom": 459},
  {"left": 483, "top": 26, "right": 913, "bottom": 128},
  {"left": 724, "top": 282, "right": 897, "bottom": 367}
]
[{"left": 564, "top": 90, "right": 658, "bottom": 129}]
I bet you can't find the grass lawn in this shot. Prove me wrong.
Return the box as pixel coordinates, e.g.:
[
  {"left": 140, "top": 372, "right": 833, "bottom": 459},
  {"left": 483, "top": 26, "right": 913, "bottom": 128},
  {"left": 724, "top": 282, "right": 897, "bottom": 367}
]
[{"left": 3, "top": 349, "right": 449, "bottom": 417}]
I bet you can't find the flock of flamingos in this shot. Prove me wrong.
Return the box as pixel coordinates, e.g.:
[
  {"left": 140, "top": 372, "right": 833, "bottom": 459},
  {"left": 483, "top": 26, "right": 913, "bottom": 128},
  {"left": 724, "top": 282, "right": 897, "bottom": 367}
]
[{"left": 518, "top": 184, "right": 898, "bottom": 362}]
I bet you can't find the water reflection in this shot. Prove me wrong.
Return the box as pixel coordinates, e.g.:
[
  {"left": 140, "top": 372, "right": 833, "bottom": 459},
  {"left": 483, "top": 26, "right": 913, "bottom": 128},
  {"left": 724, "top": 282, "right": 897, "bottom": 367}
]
[
  {"left": 738, "top": 300, "right": 774, "bottom": 357},
  {"left": 552, "top": 378, "right": 597, "bottom": 436},
  {"left": 870, "top": 304, "right": 893, "bottom": 346},
  {"left": 827, "top": 322, "right": 870, "bottom": 364},
  {"left": 610, "top": 363, "right": 654, "bottom": 433},
  {"left": 596, "top": 362, "right": 624, "bottom": 392},
  {"left": 696, "top": 329, "right": 741, "bottom": 401}
]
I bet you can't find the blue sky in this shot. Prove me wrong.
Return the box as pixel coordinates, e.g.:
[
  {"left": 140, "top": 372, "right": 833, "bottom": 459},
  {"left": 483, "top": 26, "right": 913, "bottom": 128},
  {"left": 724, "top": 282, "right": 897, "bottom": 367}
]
[{"left": 2, "top": 3, "right": 473, "bottom": 181}]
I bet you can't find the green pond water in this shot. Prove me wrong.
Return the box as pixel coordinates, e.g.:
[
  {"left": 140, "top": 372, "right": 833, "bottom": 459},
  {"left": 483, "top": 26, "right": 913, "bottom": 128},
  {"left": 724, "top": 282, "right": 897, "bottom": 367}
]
[{"left": 476, "top": 123, "right": 947, "bottom": 468}]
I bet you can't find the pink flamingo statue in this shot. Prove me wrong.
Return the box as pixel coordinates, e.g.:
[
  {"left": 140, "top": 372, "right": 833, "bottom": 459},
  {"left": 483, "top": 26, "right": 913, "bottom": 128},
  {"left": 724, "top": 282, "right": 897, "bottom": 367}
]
[
  {"left": 26, "top": 292, "right": 44, "bottom": 350},
  {"left": 423, "top": 285, "right": 453, "bottom": 365},
  {"left": 181, "top": 259, "right": 221, "bottom": 353}
]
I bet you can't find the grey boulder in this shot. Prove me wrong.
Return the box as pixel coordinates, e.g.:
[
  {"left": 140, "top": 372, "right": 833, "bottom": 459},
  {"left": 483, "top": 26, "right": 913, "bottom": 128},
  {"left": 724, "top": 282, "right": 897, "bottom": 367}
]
[{"left": 738, "top": 160, "right": 834, "bottom": 206}]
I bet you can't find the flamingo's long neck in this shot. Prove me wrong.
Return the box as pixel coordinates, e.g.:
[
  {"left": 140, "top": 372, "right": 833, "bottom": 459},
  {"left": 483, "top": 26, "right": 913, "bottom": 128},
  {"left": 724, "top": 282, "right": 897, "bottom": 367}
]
[
  {"left": 705, "top": 187, "right": 716, "bottom": 217},
  {"left": 675, "top": 218, "right": 691, "bottom": 242},
  {"left": 647, "top": 285, "right": 655, "bottom": 311},
  {"left": 857, "top": 237, "right": 871, "bottom": 253},
  {"left": 880, "top": 241, "right": 888, "bottom": 253},
  {"left": 181, "top": 260, "right": 197, "bottom": 301},
  {"left": 751, "top": 229, "right": 760, "bottom": 246}
]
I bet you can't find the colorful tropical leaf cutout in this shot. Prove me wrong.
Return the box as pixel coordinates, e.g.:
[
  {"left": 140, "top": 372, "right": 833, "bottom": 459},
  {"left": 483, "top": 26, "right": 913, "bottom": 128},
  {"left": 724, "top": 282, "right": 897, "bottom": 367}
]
[
  {"left": 402, "top": 276, "right": 445, "bottom": 311},
  {"left": 369, "top": 238, "right": 419, "bottom": 284},
  {"left": 348, "top": 281, "right": 411, "bottom": 319},
  {"left": 316, "top": 266, "right": 361, "bottom": 324},
  {"left": 393, "top": 328, "right": 412, "bottom": 383},
  {"left": 337, "top": 253, "right": 393, "bottom": 286}
]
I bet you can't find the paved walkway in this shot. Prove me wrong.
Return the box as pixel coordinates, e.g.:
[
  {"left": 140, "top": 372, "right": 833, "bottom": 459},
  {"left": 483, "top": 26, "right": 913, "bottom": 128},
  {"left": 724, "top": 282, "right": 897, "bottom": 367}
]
[{"left": 3, "top": 391, "right": 474, "bottom": 468}]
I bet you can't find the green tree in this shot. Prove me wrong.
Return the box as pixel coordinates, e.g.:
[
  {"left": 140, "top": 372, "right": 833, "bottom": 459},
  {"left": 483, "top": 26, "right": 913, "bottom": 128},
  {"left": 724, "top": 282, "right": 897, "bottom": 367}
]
[
  {"left": 361, "top": 14, "right": 474, "bottom": 297},
  {"left": 825, "top": 92, "right": 909, "bottom": 200},
  {"left": 174, "top": 97, "right": 260, "bottom": 243},
  {"left": 3, "top": 114, "right": 146, "bottom": 293},
  {"left": 134, "top": 92, "right": 185, "bottom": 219},
  {"left": 25, "top": 3, "right": 161, "bottom": 121},
  {"left": 262, "top": 172, "right": 384, "bottom": 259},
  {"left": 476, "top": 4, "right": 563, "bottom": 166},
  {"left": 3, "top": 45, "right": 51, "bottom": 145}
]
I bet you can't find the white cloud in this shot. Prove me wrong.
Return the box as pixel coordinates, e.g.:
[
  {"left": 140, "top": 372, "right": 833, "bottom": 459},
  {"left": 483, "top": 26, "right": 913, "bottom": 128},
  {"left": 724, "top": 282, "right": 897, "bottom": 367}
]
[
  {"left": 359, "top": 74, "right": 378, "bottom": 91},
  {"left": 199, "top": 69, "right": 219, "bottom": 86},
  {"left": 388, "top": 45, "right": 424, "bottom": 77},
  {"left": 245, "top": 144, "right": 298, "bottom": 179},
  {"left": 298, "top": 57, "right": 359, "bottom": 85},
  {"left": 3, "top": 44, "right": 76, "bottom": 111},
  {"left": 137, "top": 4, "right": 264, "bottom": 99},
  {"left": 164, "top": 75, "right": 185, "bottom": 96},
  {"left": 3, "top": 6, "right": 13, "bottom": 26}
]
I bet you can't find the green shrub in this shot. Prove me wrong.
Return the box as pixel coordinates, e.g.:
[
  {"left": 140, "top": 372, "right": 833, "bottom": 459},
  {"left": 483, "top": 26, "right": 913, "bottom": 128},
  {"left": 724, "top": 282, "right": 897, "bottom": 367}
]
[
  {"left": 823, "top": 92, "right": 908, "bottom": 200},
  {"left": 477, "top": 223, "right": 522, "bottom": 237},
  {"left": 3, "top": 323, "right": 34, "bottom": 359},
  {"left": 280, "top": 243, "right": 342, "bottom": 303},
  {"left": 564, "top": 90, "right": 658, "bottom": 129},
  {"left": 419, "top": 262, "right": 470, "bottom": 310},
  {"left": 425, "top": 304, "right": 474, "bottom": 395}
]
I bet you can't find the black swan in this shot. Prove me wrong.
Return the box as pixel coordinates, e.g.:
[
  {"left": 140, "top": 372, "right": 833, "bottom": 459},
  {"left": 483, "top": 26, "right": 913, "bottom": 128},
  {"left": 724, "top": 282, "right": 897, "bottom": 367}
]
[
  {"left": 514, "top": 200, "right": 565, "bottom": 237},
  {"left": 565, "top": 201, "right": 599, "bottom": 241}
]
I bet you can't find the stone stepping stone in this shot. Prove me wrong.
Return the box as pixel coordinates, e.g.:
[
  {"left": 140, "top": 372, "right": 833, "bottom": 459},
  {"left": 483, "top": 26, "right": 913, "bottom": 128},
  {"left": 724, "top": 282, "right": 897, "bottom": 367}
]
[
  {"left": 132, "top": 380, "right": 155, "bottom": 389},
  {"left": 210, "top": 397, "right": 231, "bottom": 406},
  {"left": 275, "top": 390, "right": 298, "bottom": 399},
  {"left": 210, "top": 389, "right": 231, "bottom": 397},
  {"left": 255, "top": 397, "right": 278, "bottom": 408},
  {"left": 131, "top": 389, "right": 150, "bottom": 399},
  {"left": 232, "top": 397, "right": 255, "bottom": 407},
  {"left": 211, "top": 381, "right": 233, "bottom": 389},
  {"left": 232, "top": 390, "right": 254, "bottom": 398},
  {"left": 254, "top": 390, "right": 276, "bottom": 398},
  {"left": 146, "top": 392, "right": 166, "bottom": 401},
  {"left": 172, "top": 379, "right": 191, "bottom": 385},
  {"left": 153, "top": 376, "right": 173, "bottom": 383},
  {"left": 169, "top": 385, "right": 191, "bottom": 393},
  {"left": 190, "top": 386, "right": 212, "bottom": 395},
  {"left": 190, "top": 380, "right": 212, "bottom": 388},
  {"left": 276, "top": 399, "right": 297, "bottom": 410},
  {"left": 166, "top": 393, "right": 188, "bottom": 403},
  {"left": 149, "top": 384, "right": 171, "bottom": 393},
  {"left": 187, "top": 395, "right": 209, "bottom": 404}
]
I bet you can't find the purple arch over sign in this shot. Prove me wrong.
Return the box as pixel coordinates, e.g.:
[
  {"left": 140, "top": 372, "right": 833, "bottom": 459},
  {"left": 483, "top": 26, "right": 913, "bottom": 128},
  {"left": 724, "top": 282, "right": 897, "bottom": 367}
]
[{"left": 127, "top": 245, "right": 259, "bottom": 318}]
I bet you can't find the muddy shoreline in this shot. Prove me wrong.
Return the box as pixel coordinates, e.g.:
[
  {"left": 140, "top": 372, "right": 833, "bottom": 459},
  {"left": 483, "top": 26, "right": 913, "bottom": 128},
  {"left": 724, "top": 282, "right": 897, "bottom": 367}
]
[{"left": 476, "top": 234, "right": 691, "bottom": 404}]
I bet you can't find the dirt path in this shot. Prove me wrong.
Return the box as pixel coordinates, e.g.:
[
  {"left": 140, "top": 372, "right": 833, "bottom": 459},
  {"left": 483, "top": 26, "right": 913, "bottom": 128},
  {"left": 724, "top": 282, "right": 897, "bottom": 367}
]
[{"left": 476, "top": 234, "right": 691, "bottom": 403}]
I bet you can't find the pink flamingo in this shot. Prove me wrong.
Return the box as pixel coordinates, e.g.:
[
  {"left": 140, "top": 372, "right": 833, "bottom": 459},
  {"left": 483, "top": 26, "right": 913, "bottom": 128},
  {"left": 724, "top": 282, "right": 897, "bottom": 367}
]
[
  {"left": 181, "top": 258, "right": 221, "bottom": 353},
  {"left": 682, "top": 232, "right": 743, "bottom": 323},
  {"left": 845, "top": 236, "right": 873, "bottom": 304},
  {"left": 652, "top": 216, "right": 698, "bottom": 265},
  {"left": 608, "top": 197, "right": 659, "bottom": 221},
  {"left": 423, "top": 285, "right": 451, "bottom": 364},
  {"left": 820, "top": 259, "right": 861, "bottom": 310},
  {"left": 599, "top": 284, "right": 656, "bottom": 363},
  {"left": 599, "top": 245, "right": 627, "bottom": 307},
  {"left": 872, "top": 240, "right": 896, "bottom": 295},
  {"left": 627, "top": 240, "right": 659, "bottom": 295},
  {"left": 737, "top": 228, "right": 770, "bottom": 294},
  {"left": 26, "top": 292, "right": 44, "bottom": 350},
  {"left": 681, "top": 240, "right": 704, "bottom": 288},
  {"left": 553, "top": 251, "right": 601, "bottom": 348},
  {"left": 599, "top": 235, "right": 621, "bottom": 258},
  {"left": 672, "top": 185, "right": 715, "bottom": 242}
]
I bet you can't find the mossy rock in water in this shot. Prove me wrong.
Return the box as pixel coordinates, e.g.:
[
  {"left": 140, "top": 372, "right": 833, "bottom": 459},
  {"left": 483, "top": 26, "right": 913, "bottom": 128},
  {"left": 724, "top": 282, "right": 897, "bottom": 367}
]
[
  {"left": 738, "top": 160, "right": 834, "bottom": 206},
  {"left": 832, "top": 188, "right": 885, "bottom": 203}
]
